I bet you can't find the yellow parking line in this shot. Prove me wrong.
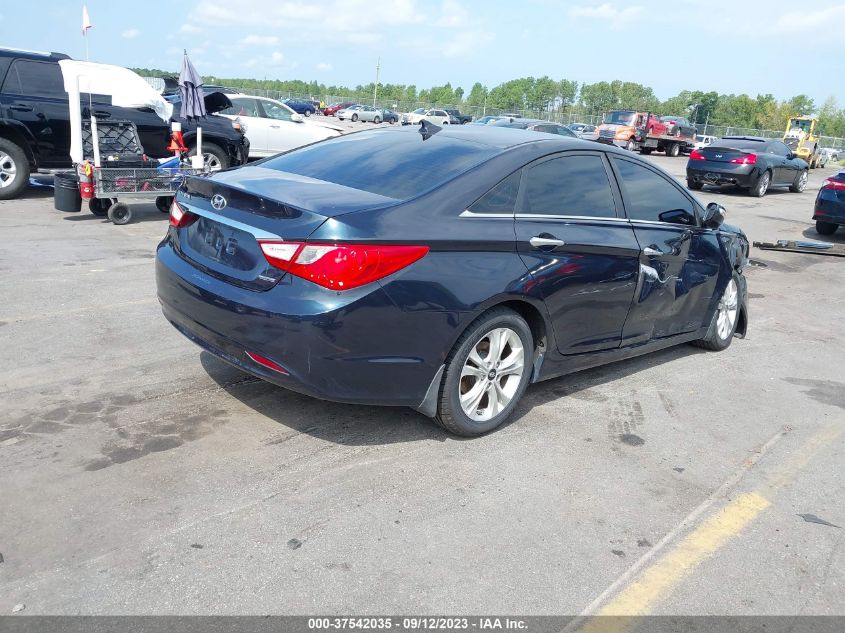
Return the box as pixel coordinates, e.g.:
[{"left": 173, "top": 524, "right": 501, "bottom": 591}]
[{"left": 570, "top": 423, "right": 844, "bottom": 633}]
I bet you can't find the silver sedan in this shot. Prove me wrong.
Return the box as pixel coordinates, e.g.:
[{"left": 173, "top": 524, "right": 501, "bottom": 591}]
[{"left": 338, "top": 105, "right": 386, "bottom": 123}]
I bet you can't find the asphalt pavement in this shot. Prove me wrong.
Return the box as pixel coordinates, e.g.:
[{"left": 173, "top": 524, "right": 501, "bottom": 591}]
[{"left": 0, "top": 145, "right": 843, "bottom": 620}]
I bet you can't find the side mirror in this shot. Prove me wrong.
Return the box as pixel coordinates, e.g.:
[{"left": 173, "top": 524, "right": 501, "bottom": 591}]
[
  {"left": 702, "top": 202, "right": 725, "bottom": 229},
  {"left": 291, "top": 113, "right": 304, "bottom": 123}
]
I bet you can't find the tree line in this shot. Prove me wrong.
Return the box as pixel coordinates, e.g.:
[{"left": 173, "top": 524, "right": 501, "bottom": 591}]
[{"left": 133, "top": 68, "right": 845, "bottom": 137}]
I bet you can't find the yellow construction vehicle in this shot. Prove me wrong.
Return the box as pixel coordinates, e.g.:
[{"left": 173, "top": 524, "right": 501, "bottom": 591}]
[{"left": 783, "top": 116, "right": 821, "bottom": 168}]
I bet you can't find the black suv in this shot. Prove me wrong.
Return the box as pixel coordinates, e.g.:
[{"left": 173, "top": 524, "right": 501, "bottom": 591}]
[
  {"left": 443, "top": 109, "right": 472, "bottom": 124},
  {"left": 0, "top": 47, "right": 249, "bottom": 199}
]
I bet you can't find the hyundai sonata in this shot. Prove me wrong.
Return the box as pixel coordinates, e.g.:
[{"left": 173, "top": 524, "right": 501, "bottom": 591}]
[{"left": 156, "top": 126, "right": 749, "bottom": 436}]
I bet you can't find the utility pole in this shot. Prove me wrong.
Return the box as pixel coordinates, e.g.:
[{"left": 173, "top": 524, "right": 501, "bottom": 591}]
[{"left": 373, "top": 57, "right": 380, "bottom": 107}]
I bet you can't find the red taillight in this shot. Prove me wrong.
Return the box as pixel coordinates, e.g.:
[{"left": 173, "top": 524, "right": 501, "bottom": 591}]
[
  {"left": 822, "top": 178, "right": 845, "bottom": 190},
  {"left": 689, "top": 149, "right": 706, "bottom": 161},
  {"left": 245, "top": 351, "right": 289, "bottom": 375},
  {"left": 169, "top": 201, "right": 197, "bottom": 228},
  {"left": 729, "top": 153, "right": 757, "bottom": 165},
  {"left": 258, "top": 240, "right": 429, "bottom": 290}
]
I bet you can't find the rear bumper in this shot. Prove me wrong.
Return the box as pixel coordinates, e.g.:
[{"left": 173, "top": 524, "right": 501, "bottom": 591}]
[
  {"left": 813, "top": 190, "right": 845, "bottom": 223},
  {"left": 155, "top": 239, "right": 441, "bottom": 408},
  {"left": 686, "top": 163, "right": 756, "bottom": 187}
]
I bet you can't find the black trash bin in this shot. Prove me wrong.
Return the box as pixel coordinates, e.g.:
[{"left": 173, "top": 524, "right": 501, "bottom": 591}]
[{"left": 54, "top": 172, "right": 82, "bottom": 212}]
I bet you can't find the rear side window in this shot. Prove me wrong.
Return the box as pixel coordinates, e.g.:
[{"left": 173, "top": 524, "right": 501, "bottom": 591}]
[
  {"left": 261, "top": 130, "right": 498, "bottom": 200},
  {"left": 521, "top": 155, "right": 616, "bottom": 218},
  {"left": 767, "top": 141, "right": 790, "bottom": 156},
  {"left": 468, "top": 171, "right": 521, "bottom": 214},
  {"left": 613, "top": 158, "right": 696, "bottom": 225},
  {"left": 7, "top": 60, "right": 65, "bottom": 97}
]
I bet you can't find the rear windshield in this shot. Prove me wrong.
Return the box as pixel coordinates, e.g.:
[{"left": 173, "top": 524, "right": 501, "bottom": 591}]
[
  {"left": 713, "top": 138, "right": 766, "bottom": 149},
  {"left": 260, "top": 130, "right": 498, "bottom": 200}
]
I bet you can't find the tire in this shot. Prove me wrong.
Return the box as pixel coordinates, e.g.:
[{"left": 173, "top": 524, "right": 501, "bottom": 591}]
[
  {"left": 691, "top": 276, "right": 740, "bottom": 351},
  {"left": 688, "top": 180, "right": 703, "bottom": 190},
  {"left": 750, "top": 170, "right": 770, "bottom": 197},
  {"left": 625, "top": 138, "right": 635, "bottom": 152},
  {"left": 640, "top": 148, "right": 652, "bottom": 155},
  {"left": 434, "top": 308, "right": 533, "bottom": 437},
  {"left": 107, "top": 201, "right": 132, "bottom": 225},
  {"left": 304, "top": 110, "right": 311, "bottom": 117},
  {"left": 156, "top": 196, "right": 174, "bottom": 213},
  {"left": 815, "top": 220, "right": 838, "bottom": 235},
  {"left": 790, "top": 170, "right": 808, "bottom": 193},
  {"left": 373, "top": 116, "right": 381, "bottom": 124},
  {"left": 666, "top": 143, "right": 680, "bottom": 157},
  {"left": 443, "top": 119, "right": 450, "bottom": 125},
  {"left": 351, "top": 114, "right": 358, "bottom": 122},
  {"left": 188, "top": 142, "right": 229, "bottom": 171},
  {"left": 88, "top": 198, "right": 111, "bottom": 216},
  {"left": 0, "top": 138, "right": 31, "bottom": 200}
]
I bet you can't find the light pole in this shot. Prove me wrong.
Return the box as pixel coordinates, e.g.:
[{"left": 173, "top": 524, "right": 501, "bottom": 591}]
[{"left": 373, "top": 57, "right": 380, "bottom": 107}]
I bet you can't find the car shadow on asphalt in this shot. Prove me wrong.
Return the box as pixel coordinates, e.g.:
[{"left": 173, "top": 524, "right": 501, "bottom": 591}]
[
  {"left": 696, "top": 185, "right": 792, "bottom": 197},
  {"left": 199, "top": 343, "right": 704, "bottom": 445},
  {"left": 801, "top": 227, "right": 845, "bottom": 244}
]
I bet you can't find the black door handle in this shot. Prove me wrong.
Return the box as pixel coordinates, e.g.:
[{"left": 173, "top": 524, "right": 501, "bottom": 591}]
[
  {"left": 10, "top": 103, "right": 33, "bottom": 112},
  {"left": 93, "top": 110, "right": 111, "bottom": 118}
]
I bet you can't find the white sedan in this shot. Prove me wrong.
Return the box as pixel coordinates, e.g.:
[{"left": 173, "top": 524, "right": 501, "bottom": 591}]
[{"left": 218, "top": 94, "right": 342, "bottom": 158}]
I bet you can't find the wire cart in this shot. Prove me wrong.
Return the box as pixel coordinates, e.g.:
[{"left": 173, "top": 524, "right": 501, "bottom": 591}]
[{"left": 80, "top": 120, "right": 208, "bottom": 225}]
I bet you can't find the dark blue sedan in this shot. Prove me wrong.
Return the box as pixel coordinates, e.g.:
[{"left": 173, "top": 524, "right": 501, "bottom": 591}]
[
  {"left": 282, "top": 98, "right": 317, "bottom": 116},
  {"left": 813, "top": 171, "right": 845, "bottom": 235},
  {"left": 156, "top": 126, "right": 750, "bottom": 436}
]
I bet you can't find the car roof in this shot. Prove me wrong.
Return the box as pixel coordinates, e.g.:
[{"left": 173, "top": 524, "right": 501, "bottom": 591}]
[
  {"left": 396, "top": 123, "right": 596, "bottom": 150},
  {"left": 721, "top": 136, "right": 768, "bottom": 142},
  {"left": 0, "top": 46, "right": 71, "bottom": 61}
]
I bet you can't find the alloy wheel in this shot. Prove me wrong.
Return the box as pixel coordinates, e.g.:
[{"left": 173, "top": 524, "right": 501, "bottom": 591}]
[
  {"left": 716, "top": 279, "right": 739, "bottom": 341},
  {"left": 0, "top": 151, "right": 16, "bottom": 189},
  {"left": 757, "top": 172, "right": 770, "bottom": 196},
  {"left": 459, "top": 327, "right": 525, "bottom": 422},
  {"left": 797, "top": 171, "right": 808, "bottom": 192},
  {"left": 203, "top": 152, "right": 222, "bottom": 171}
]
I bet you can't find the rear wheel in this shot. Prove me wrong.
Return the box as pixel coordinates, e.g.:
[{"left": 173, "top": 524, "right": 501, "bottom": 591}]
[
  {"left": 373, "top": 116, "right": 381, "bottom": 124},
  {"left": 692, "top": 276, "right": 740, "bottom": 351},
  {"left": 156, "top": 196, "right": 174, "bottom": 213},
  {"left": 640, "top": 148, "right": 652, "bottom": 155},
  {"left": 816, "top": 220, "right": 838, "bottom": 235},
  {"left": 88, "top": 198, "right": 111, "bottom": 216},
  {"left": 434, "top": 308, "right": 533, "bottom": 437},
  {"left": 750, "top": 170, "right": 770, "bottom": 197},
  {"left": 687, "top": 180, "right": 703, "bottom": 190},
  {"left": 107, "top": 201, "right": 132, "bottom": 225},
  {"left": 351, "top": 114, "right": 358, "bottom": 122},
  {"left": 0, "top": 138, "right": 30, "bottom": 200},
  {"left": 790, "top": 170, "right": 808, "bottom": 193},
  {"left": 304, "top": 110, "right": 311, "bottom": 117},
  {"left": 666, "top": 143, "right": 680, "bottom": 157}
]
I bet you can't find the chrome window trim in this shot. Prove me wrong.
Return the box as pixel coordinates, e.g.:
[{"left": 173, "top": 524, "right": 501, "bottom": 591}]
[
  {"left": 459, "top": 209, "right": 513, "bottom": 218},
  {"left": 182, "top": 203, "right": 282, "bottom": 241}
]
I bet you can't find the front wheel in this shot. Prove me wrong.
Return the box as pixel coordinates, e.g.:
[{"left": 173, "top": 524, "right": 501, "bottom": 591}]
[
  {"left": 687, "top": 180, "right": 703, "bottom": 190},
  {"left": 625, "top": 138, "right": 635, "bottom": 152},
  {"left": 351, "top": 114, "right": 358, "bottom": 122},
  {"left": 435, "top": 308, "right": 533, "bottom": 437},
  {"left": 816, "top": 220, "right": 838, "bottom": 235},
  {"left": 188, "top": 142, "right": 229, "bottom": 171},
  {"left": 0, "top": 138, "right": 30, "bottom": 200},
  {"left": 107, "top": 201, "right": 132, "bottom": 225},
  {"left": 88, "top": 198, "right": 112, "bottom": 216},
  {"left": 790, "top": 170, "right": 808, "bottom": 193},
  {"left": 304, "top": 110, "right": 311, "bottom": 117},
  {"left": 692, "top": 276, "right": 740, "bottom": 351}
]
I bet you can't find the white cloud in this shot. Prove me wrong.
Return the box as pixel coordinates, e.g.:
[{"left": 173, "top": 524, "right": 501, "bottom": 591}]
[
  {"left": 772, "top": 5, "right": 845, "bottom": 33},
  {"left": 240, "top": 34, "right": 280, "bottom": 45},
  {"left": 436, "top": 0, "right": 468, "bottom": 28},
  {"left": 180, "top": 23, "right": 202, "bottom": 33},
  {"left": 568, "top": 3, "right": 642, "bottom": 30},
  {"left": 270, "top": 51, "right": 285, "bottom": 64},
  {"left": 316, "top": 62, "right": 333, "bottom": 71},
  {"left": 122, "top": 28, "right": 140, "bottom": 39}
]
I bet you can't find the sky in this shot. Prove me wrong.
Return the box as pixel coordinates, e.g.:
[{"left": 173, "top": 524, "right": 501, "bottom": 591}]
[{"left": 1, "top": 0, "right": 843, "bottom": 107}]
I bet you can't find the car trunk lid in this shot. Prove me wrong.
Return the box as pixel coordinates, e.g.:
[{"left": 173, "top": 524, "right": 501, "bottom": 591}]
[
  {"left": 174, "top": 166, "right": 396, "bottom": 291},
  {"left": 699, "top": 146, "right": 758, "bottom": 163}
]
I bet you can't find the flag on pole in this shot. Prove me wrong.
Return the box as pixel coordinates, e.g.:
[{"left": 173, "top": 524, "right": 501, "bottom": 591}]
[{"left": 82, "top": 5, "right": 92, "bottom": 35}]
